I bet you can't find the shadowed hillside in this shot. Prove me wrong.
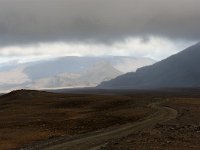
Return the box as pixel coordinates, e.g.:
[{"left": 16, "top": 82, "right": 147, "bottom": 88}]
[{"left": 99, "top": 42, "right": 200, "bottom": 89}]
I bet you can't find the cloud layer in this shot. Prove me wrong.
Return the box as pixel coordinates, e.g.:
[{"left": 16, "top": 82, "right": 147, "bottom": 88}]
[
  {"left": 0, "top": 0, "right": 200, "bottom": 46},
  {"left": 0, "top": 37, "right": 195, "bottom": 61}
]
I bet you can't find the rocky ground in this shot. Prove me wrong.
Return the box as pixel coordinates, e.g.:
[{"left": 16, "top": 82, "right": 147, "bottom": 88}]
[
  {"left": 0, "top": 90, "right": 154, "bottom": 150},
  {"left": 103, "top": 98, "right": 200, "bottom": 150},
  {"left": 1, "top": 89, "right": 200, "bottom": 150}
]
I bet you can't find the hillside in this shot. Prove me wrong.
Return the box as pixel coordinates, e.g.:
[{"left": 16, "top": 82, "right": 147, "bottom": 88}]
[{"left": 99, "top": 43, "right": 200, "bottom": 89}]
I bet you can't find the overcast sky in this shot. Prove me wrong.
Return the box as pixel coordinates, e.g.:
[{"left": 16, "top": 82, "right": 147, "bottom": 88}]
[{"left": 0, "top": 0, "right": 199, "bottom": 61}]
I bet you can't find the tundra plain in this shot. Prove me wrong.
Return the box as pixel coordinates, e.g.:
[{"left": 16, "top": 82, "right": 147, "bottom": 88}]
[{"left": 0, "top": 89, "right": 200, "bottom": 149}]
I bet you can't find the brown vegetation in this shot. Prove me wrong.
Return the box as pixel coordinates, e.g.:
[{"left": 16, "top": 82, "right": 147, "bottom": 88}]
[
  {"left": 0, "top": 90, "right": 153, "bottom": 150},
  {"left": 104, "top": 96, "right": 200, "bottom": 150},
  {"left": 1, "top": 89, "right": 200, "bottom": 150}
]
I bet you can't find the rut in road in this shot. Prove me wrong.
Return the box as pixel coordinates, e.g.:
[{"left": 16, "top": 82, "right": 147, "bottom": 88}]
[{"left": 25, "top": 100, "right": 177, "bottom": 150}]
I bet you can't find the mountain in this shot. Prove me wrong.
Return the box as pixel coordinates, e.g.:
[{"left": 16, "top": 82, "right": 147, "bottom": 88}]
[
  {"left": 30, "top": 61, "right": 122, "bottom": 88},
  {"left": 0, "top": 56, "right": 155, "bottom": 92},
  {"left": 23, "top": 56, "right": 155, "bottom": 80},
  {"left": 99, "top": 43, "right": 200, "bottom": 89}
]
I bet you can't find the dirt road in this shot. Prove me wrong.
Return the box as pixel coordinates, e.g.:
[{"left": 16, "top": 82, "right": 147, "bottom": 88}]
[{"left": 29, "top": 100, "right": 177, "bottom": 150}]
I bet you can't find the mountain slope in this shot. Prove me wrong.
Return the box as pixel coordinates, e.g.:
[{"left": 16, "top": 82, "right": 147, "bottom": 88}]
[
  {"left": 0, "top": 56, "right": 155, "bottom": 91},
  {"left": 31, "top": 61, "right": 122, "bottom": 88},
  {"left": 99, "top": 43, "right": 200, "bottom": 89},
  {"left": 23, "top": 56, "right": 155, "bottom": 80}
]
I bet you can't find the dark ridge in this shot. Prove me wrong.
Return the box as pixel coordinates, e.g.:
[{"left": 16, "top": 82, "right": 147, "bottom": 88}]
[
  {"left": 0, "top": 89, "right": 50, "bottom": 98},
  {"left": 99, "top": 42, "right": 200, "bottom": 89}
]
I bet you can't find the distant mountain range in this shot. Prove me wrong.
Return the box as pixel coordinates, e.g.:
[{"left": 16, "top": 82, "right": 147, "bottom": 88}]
[
  {"left": 99, "top": 43, "right": 200, "bottom": 89},
  {"left": 0, "top": 56, "right": 155, "bottom": 92}
]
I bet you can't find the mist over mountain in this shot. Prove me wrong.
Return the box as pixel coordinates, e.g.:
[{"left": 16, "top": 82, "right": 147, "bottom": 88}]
[
  {"left": 30, "top": 61, "right": 121, "bottom": 88},
  {"left": 99, "top": 43, "right": 200, "bottom": 89},
  {"left": 0, "top": 56, "right": 155, "bottom": 92},
  {"left": 23, "top": 56, "right": 155, "bottom": 80}
]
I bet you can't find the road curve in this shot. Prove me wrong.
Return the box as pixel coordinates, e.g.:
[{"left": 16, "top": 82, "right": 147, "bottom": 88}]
[{"left": 30, "top": 100, "right": 176, "bottom": 150}]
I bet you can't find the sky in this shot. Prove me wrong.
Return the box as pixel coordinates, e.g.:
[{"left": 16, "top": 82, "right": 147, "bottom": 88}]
[{"left": 0, "top": 0, "right": 199, "bottom": 62}]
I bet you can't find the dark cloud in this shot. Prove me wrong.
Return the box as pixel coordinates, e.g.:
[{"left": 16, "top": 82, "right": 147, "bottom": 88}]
[{"left": 0, "top": 0, "right": 199, "bottom": 46}]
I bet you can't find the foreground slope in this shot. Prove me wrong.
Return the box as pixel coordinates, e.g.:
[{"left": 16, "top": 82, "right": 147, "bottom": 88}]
[
  {"left": 0, "top": 89, "right": 154, "bottom": 150},
  {"left": 2, "top": 89, "right": 200, "bottom": 150},
  {"left": 99, "top": 43, "right": 200, "bottom": 89}
]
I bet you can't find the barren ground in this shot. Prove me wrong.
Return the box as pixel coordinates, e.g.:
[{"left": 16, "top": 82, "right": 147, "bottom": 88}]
[
  {"left": 0, "top": 89, "right": 200, "bottom": 150},
  {"left": 103, "top": 97, "right": 200, "bottom": 150},
  {"left": 0, "top": 90, "right": 153, "bottom": 150}
]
